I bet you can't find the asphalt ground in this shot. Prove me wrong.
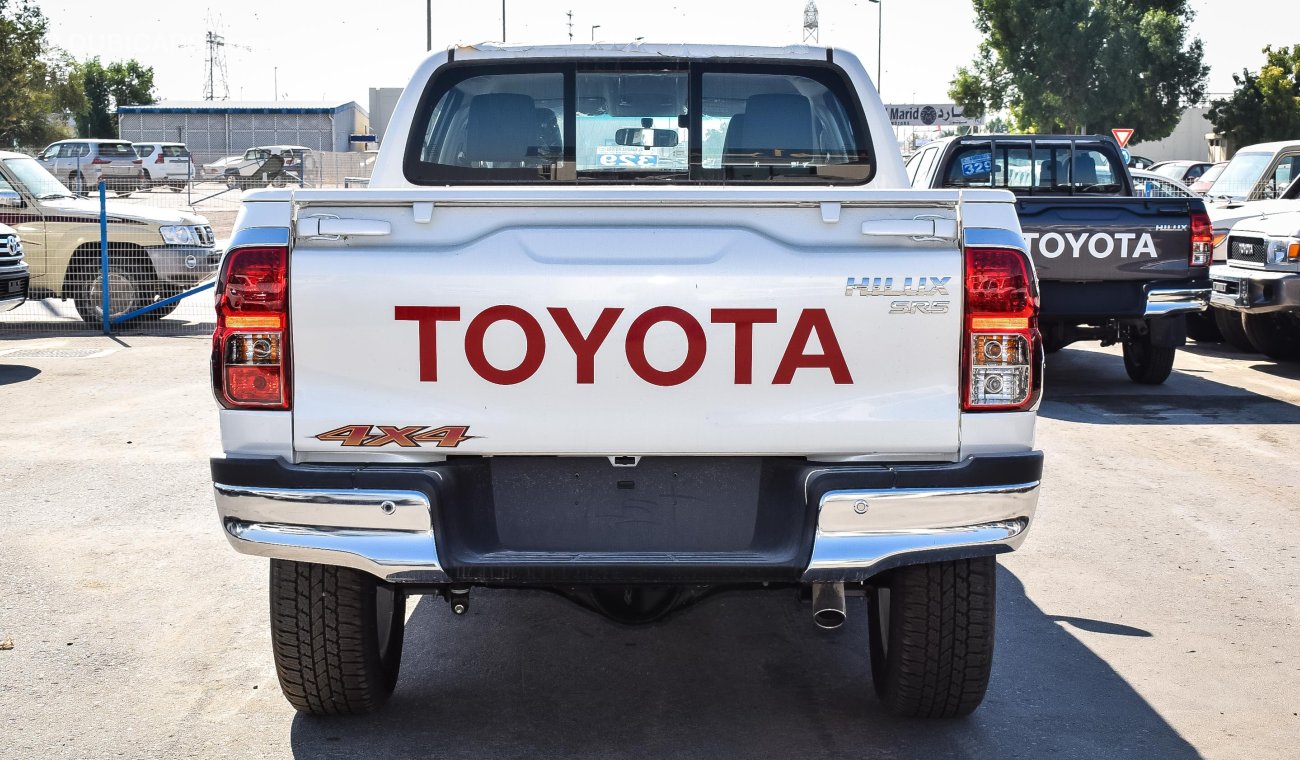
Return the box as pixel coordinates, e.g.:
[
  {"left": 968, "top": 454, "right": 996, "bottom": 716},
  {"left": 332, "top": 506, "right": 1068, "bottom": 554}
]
[{"left": 1, "top": 336, "right": 1297, "bottom": 759}]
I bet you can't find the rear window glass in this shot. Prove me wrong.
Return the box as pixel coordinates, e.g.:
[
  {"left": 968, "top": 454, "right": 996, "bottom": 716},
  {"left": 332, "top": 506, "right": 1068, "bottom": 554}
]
[
  {"left": 405, "top": 60, "right": 873, "bottom": 185},
  {"left": 98, "top": 143, "right": 136, "bottom": 158},
  {"left": 940, "top": 142, "right": 1123, "bottom": 194}
]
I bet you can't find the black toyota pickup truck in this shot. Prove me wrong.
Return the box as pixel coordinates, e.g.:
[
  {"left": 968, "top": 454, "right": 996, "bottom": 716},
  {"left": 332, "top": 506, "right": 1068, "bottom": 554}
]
[{"left": 910, "top": 135, "right": 1212, "bottom": 384}]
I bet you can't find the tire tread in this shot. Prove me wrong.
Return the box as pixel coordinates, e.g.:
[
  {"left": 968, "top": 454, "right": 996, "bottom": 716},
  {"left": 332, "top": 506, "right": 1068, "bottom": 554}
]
[
  {"left": 269, "top": 560, "right": 401, "bottom": 715},
  {"left": 877, "top": 557, "right": 995, "bottom": 718}
]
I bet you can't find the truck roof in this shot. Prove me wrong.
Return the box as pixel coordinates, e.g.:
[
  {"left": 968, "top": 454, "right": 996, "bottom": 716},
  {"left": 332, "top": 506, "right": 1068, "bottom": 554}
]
[{"left": 447, "top": 42, "right": 833, "bottom": 62}]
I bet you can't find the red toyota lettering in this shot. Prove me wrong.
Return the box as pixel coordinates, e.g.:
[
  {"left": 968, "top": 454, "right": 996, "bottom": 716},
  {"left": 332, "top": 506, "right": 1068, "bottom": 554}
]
[
  {"left": 625, "top": 306, "right": 707, "bottom": 386},
  {"left": 710, "top": 308, "right": 778, "bottom": 384},
  {"left": 772, "top": 308, "right": 853, "bottom": 384},
  {"left": 464, "top": 305, "right": 546, "bottom": 385},
  {"left": 394, "top": 306, "right": 460, "bottom": 381},
  {"left": 548, "top": 307, "right": 623, "bottom": 384}
]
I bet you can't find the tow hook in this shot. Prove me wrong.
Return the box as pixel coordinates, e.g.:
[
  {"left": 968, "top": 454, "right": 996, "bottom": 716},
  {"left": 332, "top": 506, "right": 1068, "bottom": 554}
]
[{"left": 447, "top": 585, "right": 470, "bottom": 615}]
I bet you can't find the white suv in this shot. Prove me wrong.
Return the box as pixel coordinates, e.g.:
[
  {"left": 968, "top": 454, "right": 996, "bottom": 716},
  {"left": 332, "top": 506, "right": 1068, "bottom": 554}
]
[{"left": 134, "top": 143, "right": 194, "bottom": 191}]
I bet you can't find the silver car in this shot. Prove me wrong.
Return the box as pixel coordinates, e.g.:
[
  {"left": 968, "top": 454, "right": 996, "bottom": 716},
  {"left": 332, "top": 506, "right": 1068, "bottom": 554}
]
[{"left": 36, "top": 139, "right": 142, "bottom": 196}]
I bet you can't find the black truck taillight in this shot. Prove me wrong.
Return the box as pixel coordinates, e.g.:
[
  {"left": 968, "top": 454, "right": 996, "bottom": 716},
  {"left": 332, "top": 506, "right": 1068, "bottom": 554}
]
[
  {"left": 962, "top": 247, "right": 1041, "bottom": 412},
  {"left": 211, "top": 246, "right": 290, "bottom": 410},
  {"left": 1190, "top": 209, "right": 1213, "bottom": 267}
]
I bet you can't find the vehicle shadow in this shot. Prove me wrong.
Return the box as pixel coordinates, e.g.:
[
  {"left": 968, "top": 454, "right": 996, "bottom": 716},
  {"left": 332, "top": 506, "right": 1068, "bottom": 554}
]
[
  {"left": 0, "top": 363, "right": 39, "bottom": 385},
  {"left": 1039, "top": 346, "right": 1300, "bottom": 424},
  {"left": 288, "top": 567, "right": 1200, "bottom": 759}
]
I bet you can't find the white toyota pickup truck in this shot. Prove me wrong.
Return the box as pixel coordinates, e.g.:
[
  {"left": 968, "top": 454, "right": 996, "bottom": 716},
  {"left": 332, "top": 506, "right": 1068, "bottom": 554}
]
[{"left": 210, "top": 43, "right": 1043, "bottom": 719}]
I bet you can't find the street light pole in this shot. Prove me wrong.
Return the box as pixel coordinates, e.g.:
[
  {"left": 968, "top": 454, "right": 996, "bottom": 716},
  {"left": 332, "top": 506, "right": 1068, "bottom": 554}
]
[
  {"left": 426, "top": 0, "right": 431, "bottom": 52},
  {"left": 591, "top": 24, "right": 600, "bottom": 41},
  {"left": 502, "top": 0, "right": 506, "bottom": 42},
  {"left": 868, "top": 0, "right": 882, "bottom": 96}
]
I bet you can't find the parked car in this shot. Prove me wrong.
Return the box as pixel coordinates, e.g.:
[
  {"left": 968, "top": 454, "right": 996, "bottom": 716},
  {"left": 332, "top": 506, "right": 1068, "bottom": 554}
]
[
  {"left": 36, "top": 139, "right": 142, "bottom": 196},
  {"left": 1131, "top": 169, "right": 1196, "bottom": 198},
  {"left": 1149, "top": 160, "right": 1214, "bottom": 185},
  {"left": 0, "top": 151, "right": 217, "bottom": 323},
  {"left": 0, "top": 223, "right": 29, "bottom": 313},
  {"left": 1197, "top": 175, "right": 1300, "bottom": 348},
  {"left": 208, "top": 145, "right": 313, "bottom": 187},
  {"left": 1209, "top": 208, "right": 1300, "bottom": 359},
  {"left": 201, "top": 153, "right": 246, "bottom": 179},
  {"left": 909, "top": 134, "right": 1211, "bottom": 384},
  {"left": 1188, "top": 161, "right": 1228, "bottom": 195},
  {"left": 1207, "top": 140, "right": 1300, "bottom": 204},
  {"left": 133, "top": 142, "right": 193, "bottom": 191},
  {"left": 1126, "top": 154, "right": 1155, "bottom": 169}
]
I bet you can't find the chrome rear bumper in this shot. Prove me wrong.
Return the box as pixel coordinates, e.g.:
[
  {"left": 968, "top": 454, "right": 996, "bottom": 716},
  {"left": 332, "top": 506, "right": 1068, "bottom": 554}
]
[
  {"left": 215, "top": 467, "right": 1039, "bottom": 584},
  {"left": 1144, "top": 286, "right": 1210, "bottom": 317},
  {"left": 800, "top": 482, "right": 1037, "bottom": 581}
]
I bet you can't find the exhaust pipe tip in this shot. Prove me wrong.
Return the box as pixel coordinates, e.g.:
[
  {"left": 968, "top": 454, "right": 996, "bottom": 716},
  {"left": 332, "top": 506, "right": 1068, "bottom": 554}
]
[
  {"left": 810, "top": 582, "right": 847, "bottom": 630},
  {"left": 813, "top": 607, "right": 847, "bottom": 630}
]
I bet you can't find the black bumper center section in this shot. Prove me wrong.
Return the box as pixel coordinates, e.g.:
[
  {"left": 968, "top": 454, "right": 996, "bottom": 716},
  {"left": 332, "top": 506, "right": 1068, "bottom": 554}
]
[{"left": 211, "top": 451, "right": 1043, "bottom": 585}]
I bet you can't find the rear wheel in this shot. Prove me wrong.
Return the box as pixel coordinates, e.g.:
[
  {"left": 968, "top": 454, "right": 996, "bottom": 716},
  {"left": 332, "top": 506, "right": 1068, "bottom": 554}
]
[
  {"left": 1122, "top": 332, "right": 1177, "bottom": 384},
  {"left": 866, "top": 557, "right": 996, "bottom": 718},
  {"left": 1214, "top": 308, "right": 1256, "bottom": 352},
  {"left": 269, "top": 560, "right": 406, "bottom": 715},
  {"left": 1242, "top": 312, "right": 1300, "bottom": 360}
]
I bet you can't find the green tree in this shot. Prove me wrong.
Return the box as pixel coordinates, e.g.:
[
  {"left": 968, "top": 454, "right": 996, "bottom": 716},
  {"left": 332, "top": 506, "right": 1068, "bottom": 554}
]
[
  {"left": 1208, "top": 45, "right": 1300, "bottom": 150},
  {"left": 0, "top": 0, "right": 83, "bottom": 148},
  {"left": 75, "top": 57, "right": 156, "bottom": 138},
  {"left": 950, "top": 0, "right": 1208, "bottom": 140}
]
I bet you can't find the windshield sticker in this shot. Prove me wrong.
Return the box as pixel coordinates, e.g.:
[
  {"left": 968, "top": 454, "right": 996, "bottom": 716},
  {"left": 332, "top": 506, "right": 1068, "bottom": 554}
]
[
  {"left": 595, "top": 146, "right": 659, "bottom": 168},
  {"left": 960, "top": 152, "right": 992, "bottom": 177}
]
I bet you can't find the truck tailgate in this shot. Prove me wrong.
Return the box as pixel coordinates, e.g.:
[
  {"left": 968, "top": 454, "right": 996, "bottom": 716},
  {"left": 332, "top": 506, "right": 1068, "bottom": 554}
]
[
  {"left": 1017, "top": 197, "right": 1194, "bottom": 281},
  {"left": 288, "top": 195, "right": 965, "bottom": 458}
]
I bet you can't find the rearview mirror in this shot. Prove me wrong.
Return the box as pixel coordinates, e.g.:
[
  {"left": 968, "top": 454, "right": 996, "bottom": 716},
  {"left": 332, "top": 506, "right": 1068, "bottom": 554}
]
[
  {"left": 614, "top": 128, "right": 679, "bottom": 148},
  {"left": 0, "top": 189, "right": 23, "bottom": 208}
]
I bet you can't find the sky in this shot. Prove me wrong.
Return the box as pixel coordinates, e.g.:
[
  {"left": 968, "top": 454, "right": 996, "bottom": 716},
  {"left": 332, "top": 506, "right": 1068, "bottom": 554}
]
[{"left": 39, "top": 0, "right": 1299, "bottom": 110}]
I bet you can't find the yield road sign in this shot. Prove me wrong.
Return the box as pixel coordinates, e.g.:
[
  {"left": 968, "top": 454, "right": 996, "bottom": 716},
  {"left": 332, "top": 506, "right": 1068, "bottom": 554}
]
[{"left": 1112, "top": 128, "right": 1134, "bottom": 148}]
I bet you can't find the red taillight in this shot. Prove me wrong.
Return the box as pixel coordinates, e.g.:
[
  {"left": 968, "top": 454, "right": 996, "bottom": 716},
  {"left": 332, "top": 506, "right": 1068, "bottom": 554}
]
[
  {"left": 1190, "top": 209, "right": 1213, "bottom": 267},
  {"left": 962, "top": 247, "right": 1041, "bottom": 412},
  {"left": 91, "top": 158, "right": 110, "bottom": 165},
  {"left": 212, "top": 247, "right": 290, "bottom": 409}
]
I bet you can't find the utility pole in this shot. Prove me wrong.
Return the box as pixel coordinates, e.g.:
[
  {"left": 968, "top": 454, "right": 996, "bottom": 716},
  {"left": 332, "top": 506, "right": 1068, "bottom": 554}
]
[{"left": 868, "top": 0, "right": 883, "bottom": 96}]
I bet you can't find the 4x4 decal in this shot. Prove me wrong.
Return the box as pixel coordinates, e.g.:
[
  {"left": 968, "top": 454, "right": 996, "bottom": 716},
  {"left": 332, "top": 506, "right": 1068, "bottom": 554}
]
[{"left": 314, "top": 424, "right": 478, "bottom": 448}]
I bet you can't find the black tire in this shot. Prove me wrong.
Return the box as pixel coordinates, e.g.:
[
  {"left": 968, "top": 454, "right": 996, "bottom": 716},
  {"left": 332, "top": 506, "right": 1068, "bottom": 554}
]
[
  {"left": 269, "top": 560, "right": 405, "bottom": 715},
  {"left": 1122, "top": 334, "right": 1176, "bottom": 384},
  {"left": 866, "top": 557, "right": 996, "bottom": 718},
  {"left": 72, "top": 263, "right": 149, "bottom": 324},
  {"left": 1242, "top": 312, "right": 1300, "bottom": 360},
  {"left": 1185, "top": 311, "right": 1222, "bottom": 343},
  {"left": 1214, "top": 308, "right": 1256, "bottom": 352}
]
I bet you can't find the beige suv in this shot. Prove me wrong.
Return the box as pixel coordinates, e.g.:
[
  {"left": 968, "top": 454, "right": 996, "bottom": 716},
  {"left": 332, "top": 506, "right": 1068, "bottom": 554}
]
[{"left": 0, "top": 150, "right": 216, "bottom": 322}]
